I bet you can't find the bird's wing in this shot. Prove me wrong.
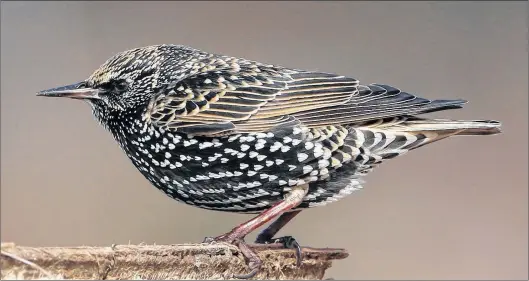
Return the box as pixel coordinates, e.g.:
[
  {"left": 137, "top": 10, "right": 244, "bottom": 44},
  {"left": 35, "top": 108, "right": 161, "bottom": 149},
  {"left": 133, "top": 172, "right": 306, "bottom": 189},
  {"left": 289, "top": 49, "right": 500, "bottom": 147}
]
[
  {"left": 145, "top": 62, "right": 465, "bottom": 136},
  {"left": 144, "top": 63, "right": 291, "bottom": 136},
  {"left": 291, "top": 83, "right": 467, "bottom": 127}
]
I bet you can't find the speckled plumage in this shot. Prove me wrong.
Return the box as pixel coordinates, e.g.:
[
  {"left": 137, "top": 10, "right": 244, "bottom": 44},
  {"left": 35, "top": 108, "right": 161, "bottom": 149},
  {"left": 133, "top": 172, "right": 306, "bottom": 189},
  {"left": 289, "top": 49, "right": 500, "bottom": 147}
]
[
  {"left": 38, "top": 44, "right": 502, "bottom": 278},
  {"left": 65, "top": 44, "right": 499, "bottom": 214}
]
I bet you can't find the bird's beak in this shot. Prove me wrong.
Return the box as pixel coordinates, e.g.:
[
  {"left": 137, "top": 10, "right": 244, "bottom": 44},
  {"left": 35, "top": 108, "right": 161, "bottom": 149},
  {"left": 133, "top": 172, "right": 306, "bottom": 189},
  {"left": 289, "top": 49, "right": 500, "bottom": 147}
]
[{"left": 36, "top": 82, "right": 100, "bottom": 100}]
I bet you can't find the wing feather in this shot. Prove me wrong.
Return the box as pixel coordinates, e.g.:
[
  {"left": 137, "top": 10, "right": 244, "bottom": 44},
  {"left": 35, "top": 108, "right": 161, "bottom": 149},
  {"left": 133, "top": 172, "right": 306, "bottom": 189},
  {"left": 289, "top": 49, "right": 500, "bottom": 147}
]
[{"left": 145, "top": 57, "right": 466, "bottom": 136}]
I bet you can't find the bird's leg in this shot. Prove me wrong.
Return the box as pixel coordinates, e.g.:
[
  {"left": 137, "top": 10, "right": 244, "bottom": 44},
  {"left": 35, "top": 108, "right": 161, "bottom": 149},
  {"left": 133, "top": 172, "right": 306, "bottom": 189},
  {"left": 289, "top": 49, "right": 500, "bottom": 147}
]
[
  {"left": 254, "top": 210, "right": 303, "bottom": 266},
  {"left": 204, "top": 185, "right": 308, "bottom": 279},
  {"left": 255, "top": 210, "right": 301, "bottom": 243}
]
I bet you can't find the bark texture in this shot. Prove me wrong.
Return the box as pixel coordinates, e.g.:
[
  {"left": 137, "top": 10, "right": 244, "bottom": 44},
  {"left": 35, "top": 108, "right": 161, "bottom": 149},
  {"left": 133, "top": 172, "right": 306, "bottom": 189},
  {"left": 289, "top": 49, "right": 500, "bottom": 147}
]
[{"left": 0, "top": 242, "right": 348, "bottom": 280}]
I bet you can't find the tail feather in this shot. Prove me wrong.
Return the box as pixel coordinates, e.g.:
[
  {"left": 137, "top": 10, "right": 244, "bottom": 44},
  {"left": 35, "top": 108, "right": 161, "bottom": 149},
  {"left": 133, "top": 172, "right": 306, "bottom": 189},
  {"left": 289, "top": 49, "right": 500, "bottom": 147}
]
[
  {"left": 347, "top": 117, "right": 501, "bottom": 174},
  {"left": 381, "top": 117, "right": 502, "bottom": 150},
  {"left": 394, "top": 117, "right": 502, "bottom": 136}
]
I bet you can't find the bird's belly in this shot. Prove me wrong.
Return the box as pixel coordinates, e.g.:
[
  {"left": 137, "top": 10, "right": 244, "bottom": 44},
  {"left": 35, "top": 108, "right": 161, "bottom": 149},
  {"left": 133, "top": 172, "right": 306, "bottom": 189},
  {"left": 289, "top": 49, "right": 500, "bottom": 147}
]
[
  {"left": 120, "top": 125, "right": 414, "bottom": 213},
  {"left": 127, "top": 153, "right": 368, "bottom": 213}
]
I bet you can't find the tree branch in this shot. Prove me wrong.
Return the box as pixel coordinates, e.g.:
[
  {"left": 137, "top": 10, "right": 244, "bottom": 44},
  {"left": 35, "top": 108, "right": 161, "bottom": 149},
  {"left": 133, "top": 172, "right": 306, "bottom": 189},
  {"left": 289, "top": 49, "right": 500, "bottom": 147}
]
[{"left": 0, "top": 242, "right": 348, "bottom": 280}]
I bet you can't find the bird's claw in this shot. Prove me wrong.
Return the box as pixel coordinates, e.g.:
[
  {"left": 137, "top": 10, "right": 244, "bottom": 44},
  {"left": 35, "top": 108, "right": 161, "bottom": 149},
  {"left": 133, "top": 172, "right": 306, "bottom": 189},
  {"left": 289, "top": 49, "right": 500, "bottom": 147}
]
[
  {"left": 257, "top": 235, "right": 302, "bottom": 267},
  {"left": 202, "top": 236, "right": 216, "bottom": 244},
  {"left": 202, "top": 236, "right": 262, "bottom": 279},
  {"left": 232, "top": 239, "right": 262, "bottom": 279}
]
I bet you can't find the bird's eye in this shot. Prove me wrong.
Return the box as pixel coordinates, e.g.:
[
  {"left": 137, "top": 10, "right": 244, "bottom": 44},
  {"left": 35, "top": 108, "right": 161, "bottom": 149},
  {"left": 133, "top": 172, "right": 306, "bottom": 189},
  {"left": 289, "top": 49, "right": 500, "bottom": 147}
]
[
  {"left": 97, "top": 80, "right": 128, "bottom": 93},
  {"left": 114, "top": 81, "right": 128, "bottom": 91}
]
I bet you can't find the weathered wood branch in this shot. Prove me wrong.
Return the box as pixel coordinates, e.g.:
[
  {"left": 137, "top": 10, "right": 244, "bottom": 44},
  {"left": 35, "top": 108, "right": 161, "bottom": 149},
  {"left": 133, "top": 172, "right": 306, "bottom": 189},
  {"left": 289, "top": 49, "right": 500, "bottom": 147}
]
[{"left": 0, "top": 242, "right": 348, "bottom": 280}]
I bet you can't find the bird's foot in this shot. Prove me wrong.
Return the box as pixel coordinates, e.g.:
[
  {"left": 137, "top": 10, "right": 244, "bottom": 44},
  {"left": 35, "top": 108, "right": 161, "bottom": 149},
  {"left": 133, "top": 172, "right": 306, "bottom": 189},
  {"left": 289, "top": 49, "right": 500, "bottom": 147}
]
[
  {"left": 202, "top": 235, "right": 262, "bottom": 279},
  {"left": 255, "top": 235, "right": 302, "bottom": 266}
]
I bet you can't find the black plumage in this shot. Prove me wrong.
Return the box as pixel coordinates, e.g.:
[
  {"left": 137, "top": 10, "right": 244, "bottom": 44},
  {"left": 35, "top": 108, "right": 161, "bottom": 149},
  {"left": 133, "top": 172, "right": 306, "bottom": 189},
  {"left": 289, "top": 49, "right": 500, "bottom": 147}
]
[{"left": 37, "top": 44, "right": 501, "bottom": 278}]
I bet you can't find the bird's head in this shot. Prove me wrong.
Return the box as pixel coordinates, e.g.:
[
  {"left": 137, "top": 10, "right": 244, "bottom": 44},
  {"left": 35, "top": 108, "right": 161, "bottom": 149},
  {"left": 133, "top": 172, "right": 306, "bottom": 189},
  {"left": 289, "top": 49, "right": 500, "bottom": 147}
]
[{"left": 37, "top": 44, "right": 196, "bottom": 119}]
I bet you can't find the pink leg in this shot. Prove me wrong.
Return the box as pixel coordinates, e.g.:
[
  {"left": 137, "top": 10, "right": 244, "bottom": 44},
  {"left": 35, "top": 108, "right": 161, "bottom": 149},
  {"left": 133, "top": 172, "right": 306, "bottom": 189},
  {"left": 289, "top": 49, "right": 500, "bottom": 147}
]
[{"left": 208, "top": 185, "right": 308, "bottom": 279}]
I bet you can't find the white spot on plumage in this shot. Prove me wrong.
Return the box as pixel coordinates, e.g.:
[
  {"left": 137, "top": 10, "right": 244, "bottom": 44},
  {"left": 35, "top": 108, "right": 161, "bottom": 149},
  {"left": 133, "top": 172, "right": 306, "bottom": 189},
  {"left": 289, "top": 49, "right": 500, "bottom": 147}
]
[
  {"left": 249, "top": 151, "right": 258, "bottom": 158},
  {"left": 199, "top": 142, "right": 214, "bottom": 149},
  {"left": 268, "top": 175, "right": 278, "bottom": 181},
  {"left": 281, "top": 145, "right": 291, "bottom": 153},
  {"left": 241, "top": 144, "right": 250, "bottom": 151},
  {"left": 172, "top": 180, "right": 183, "bottom": 188},
  {"left": 323, "top": 148, "right": 332, "bottom": 159},
  {"left": 165, "top": 152, "right": 171, "bottom": 158},
  {"left": 257, "top": 155, "right": 267, "bottom": 161},
  {"left": 270, "top": 142, "right": 282, "bottom": 152},
  {"left": 291, "top": 139, "right": 302, "bottom": 146},
  {"left": 279, "top": 180, "right": 287, "bottom": 186},
  {"left": 247, "top": 171, "right": 257, "bottom": 176},
  {"left": 266, "top": 160, "right": 274, "bottom": 167},
  {"left": 213, "top": 141, "right": 223, "bottom": 147},
  {"left": 293, "top": 127, "right": 302, "bottom": 135},
  {"left": 168, "top": 143, "right": 176, "bottom": 150},
  {"left": 303, "top": 165, "right": 313, "bottom": 173},
  {"left": 228, "top": 134, "right": 241, "bottom": 142},
  {"left": 288, "top": 165, "right": 296, "bottom": 171},
  {"left": 224, "top": 148, "right": 238, "bottom": 155},
  {"left": 205, "top": 156, "right": 214, "bottom": 162},
  {"left": 257, "top": 189, "right": 269, "bottom": 196},
  {"left": 254, "top": 165, "right": 264, "bottom": 171},
  {"left": 275, "top": 159, "right": 284, "bottom": 165},
  {"left": 255, "top": 139, "right": 266, "bottom": 150},
  {"left": 297, "top": 153, "right": 308, "bottom": 162},
  {"left": 314, "top": 146, "right": 324, "bottom": 158},
  {"left": 196, "top": 175, "right": 210, "bottom": 180},
  {"left": 240, "top": 163, "right": 249, "bottom": 169}
]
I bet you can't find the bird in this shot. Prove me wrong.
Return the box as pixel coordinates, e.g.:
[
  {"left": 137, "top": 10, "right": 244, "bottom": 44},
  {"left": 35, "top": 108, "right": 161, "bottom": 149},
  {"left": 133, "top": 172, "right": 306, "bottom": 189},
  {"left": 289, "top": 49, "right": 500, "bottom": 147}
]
[{"left": 37, "top": 44, "right": 501, "bottom": 279}]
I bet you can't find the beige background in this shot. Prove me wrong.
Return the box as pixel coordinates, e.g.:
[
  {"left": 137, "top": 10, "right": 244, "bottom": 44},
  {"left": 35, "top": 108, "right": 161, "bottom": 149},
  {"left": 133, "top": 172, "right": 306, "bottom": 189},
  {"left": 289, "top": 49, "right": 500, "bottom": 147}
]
[{"left": 1, "top": 1, "right": 527, "bottom": 280}]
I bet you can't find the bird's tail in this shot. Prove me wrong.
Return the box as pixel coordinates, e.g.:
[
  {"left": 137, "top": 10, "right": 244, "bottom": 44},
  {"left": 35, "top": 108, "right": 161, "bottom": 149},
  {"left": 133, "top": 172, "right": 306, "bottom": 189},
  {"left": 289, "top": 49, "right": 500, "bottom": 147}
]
[
  {"left": 346, "top": 117, "right": 501, "bottom": 174},
  {"left": 386, "top": 117, "right": 502, "bottom": 149},
  {"left": 395, "top": 117, "right": 502, "bottom": 135}
]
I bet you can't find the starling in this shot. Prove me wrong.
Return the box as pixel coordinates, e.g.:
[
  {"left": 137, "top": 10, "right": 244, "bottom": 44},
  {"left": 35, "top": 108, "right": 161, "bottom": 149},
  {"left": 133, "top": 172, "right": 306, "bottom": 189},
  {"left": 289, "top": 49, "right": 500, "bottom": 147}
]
[{"left": 37, "top": 44, "right": 501, "bottom": 278}]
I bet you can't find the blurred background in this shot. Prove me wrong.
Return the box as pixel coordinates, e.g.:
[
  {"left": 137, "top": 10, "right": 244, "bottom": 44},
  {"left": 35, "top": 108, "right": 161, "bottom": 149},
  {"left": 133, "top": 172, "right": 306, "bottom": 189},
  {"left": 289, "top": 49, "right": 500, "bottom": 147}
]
[{"left": 1, "top": 1, "right": 527, "bottom": 280}]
